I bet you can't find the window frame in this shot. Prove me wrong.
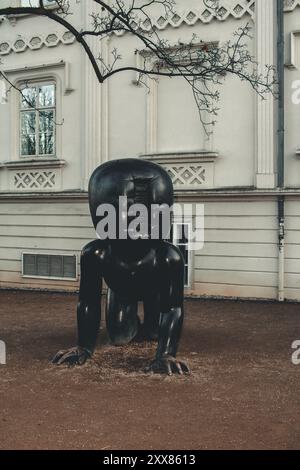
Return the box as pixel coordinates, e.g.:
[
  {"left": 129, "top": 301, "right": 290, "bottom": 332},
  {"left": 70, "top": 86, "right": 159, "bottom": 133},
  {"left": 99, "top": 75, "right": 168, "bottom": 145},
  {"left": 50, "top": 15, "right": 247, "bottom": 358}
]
[
  {"left": 171, "top": 219, "right": 193, "bottom": 289},
  {"left": 19, "top": 0, "right": 57, "bottom": 8},
  {"left": 19, "top": 80, "right": 56, "bottom": 158}
]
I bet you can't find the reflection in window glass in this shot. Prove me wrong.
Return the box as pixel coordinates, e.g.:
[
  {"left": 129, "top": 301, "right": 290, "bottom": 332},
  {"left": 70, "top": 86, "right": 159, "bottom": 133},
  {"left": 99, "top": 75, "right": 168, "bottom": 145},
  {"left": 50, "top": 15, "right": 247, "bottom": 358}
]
[
  {"left": 39, "top": 110, "right": 54, "bottom": 133},
  {"left": 39, "top": 133, "right": 54, "bottom": 155},
  {"left": 21, "top": 111, "right": 36, "bottom": 134},
  {"left": 21, "top": 135, "right": 36, "bottom": 156},
  {"left": 39, "top": 85, "right": 55, "bottom": 107},
  {"left": 21, "top": 87, "right": 36, "bottom": 109}
]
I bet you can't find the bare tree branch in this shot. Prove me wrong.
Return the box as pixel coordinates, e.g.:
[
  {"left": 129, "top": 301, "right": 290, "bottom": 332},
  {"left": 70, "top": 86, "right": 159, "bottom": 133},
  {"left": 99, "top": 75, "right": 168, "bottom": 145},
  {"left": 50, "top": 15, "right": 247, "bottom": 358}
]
[{"left": 0, "top": 0, "right": 277, "bottom": 134}]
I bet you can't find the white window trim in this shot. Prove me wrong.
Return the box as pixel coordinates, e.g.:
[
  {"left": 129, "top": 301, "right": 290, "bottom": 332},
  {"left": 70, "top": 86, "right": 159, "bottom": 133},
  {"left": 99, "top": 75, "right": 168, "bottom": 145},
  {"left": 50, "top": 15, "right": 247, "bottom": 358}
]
[
  {"left": 3, "top": 62, "right": 66, "bottom": 163},
  {"left": 172, "top": 218, "right": 193, "bottom": 289},
  {"left": 19, "top": 0, "right": 56, "bottom": 6},
  {"left": 12, "top": 0, "right": 57, "bottom": 9},
  {"left": 287, "top": 31, "right": 300, "bottom": 70},
  {"left": 19, "top": 80, "right": 56, "bottom": 158},
  {"left": 134, "top": 42, "right": 218, "bottom": 154}
]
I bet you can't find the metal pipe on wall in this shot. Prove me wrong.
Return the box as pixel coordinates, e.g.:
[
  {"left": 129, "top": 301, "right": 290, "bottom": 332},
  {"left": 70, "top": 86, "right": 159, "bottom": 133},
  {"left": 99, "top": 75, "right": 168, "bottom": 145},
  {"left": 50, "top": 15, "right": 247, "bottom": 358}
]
[{"left": 277, "top": 0, "right": 285, "bottom": 302}]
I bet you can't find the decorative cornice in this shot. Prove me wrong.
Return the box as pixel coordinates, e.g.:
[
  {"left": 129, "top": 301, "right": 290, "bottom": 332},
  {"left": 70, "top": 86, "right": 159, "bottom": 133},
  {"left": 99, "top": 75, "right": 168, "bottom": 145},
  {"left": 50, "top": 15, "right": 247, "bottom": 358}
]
[
  {"left": 140, "top": 151, "right": 219, "bottom": 163},
  {"left": 113, "top": 0, "right": 299, "bottom": 36},
  {"left": 0, "top": 190, "right": 87, "bottom": 201},
  {"left": 140, "top": 151, "right": 218, "bottom": 190},
  {"left": 176, "top": 188, "right": 300, "bottom": 200},
  {"left": 0, "top": 30, "right": 75, "bottom": 56},
  {"left": 114, "top": 1, "right": 255, "bottom": 36},
  {"left": 1, "top": 188, "right": 300, "bottom": 202},
  {"left": 284, "top": 0, "right": 300, "bottom": 12},
  {"left": 0, "top": 158, "right": 66, "bottom": 170},
  {"left": 1, "top": 1, "right": 300, "bottom": 55}
]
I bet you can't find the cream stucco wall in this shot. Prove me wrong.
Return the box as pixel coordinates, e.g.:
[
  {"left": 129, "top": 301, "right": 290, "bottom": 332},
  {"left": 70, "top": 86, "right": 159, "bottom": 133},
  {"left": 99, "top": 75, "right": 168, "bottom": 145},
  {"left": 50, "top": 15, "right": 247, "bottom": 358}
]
[{"left": 0, "top": 0, "right": 300, "bottom": 301}]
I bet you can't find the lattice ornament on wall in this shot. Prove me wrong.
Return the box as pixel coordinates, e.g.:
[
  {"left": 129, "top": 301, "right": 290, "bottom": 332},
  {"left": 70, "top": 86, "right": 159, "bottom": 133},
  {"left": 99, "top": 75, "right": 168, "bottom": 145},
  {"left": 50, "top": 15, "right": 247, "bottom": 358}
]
[
  {"left": 114, "top": 0, "right": 256, "bottom": 36},
  {"left": 284, "top": 0, "right": 300, "bottom": 11},
  {"left": 1, "top": 1, "right": 299, "bottom": 50},
  {"left": 163, "top": 163, "right": 214, "bottom": 189},
  {"left": 13, "top": 171, "right": 57, "bottom": 190},
  {"left": 115, "top": 0, "right": 300, "bottom": 35},
  {"left": 0, "top": 31, "right": 75, "bottom": 56}
]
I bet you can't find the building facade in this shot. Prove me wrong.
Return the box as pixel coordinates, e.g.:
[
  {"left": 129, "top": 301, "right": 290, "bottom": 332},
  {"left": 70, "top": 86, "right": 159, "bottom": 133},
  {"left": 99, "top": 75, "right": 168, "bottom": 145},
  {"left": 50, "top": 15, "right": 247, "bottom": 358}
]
[{"left": 0, "top": 0, "right": 300, "bottom": 301}]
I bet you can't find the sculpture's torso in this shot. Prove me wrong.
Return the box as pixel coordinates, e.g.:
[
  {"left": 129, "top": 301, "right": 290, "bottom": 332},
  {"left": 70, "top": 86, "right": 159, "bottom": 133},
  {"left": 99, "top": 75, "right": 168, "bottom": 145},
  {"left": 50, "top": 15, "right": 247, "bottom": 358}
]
[{"left": 97, "top": 241, "right": 166, "bottom": 300}]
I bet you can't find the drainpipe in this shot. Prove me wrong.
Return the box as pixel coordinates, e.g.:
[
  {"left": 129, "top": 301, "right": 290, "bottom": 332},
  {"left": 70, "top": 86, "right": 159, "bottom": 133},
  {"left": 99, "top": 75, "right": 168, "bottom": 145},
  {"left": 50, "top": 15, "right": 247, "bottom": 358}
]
[
  {"left": 278, "top": 196, "right": 285, "bottom": 301},
  {"left": 277, "top": 0, "right": 285, "bottom": 302}
]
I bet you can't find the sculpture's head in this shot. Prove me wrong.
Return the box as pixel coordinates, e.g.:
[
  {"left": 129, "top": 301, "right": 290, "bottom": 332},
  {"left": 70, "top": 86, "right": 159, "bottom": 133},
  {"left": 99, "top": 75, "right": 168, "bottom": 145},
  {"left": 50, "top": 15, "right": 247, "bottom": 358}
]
[{"left": 89, "top": 158, "right": 174, "bottom": 243}]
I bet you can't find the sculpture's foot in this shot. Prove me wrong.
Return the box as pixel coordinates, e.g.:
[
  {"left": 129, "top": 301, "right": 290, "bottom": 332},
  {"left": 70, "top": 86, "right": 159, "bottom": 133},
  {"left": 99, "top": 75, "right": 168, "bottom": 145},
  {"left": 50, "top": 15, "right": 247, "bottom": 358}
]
[
  {"left": 52, "top": 346, "right": 91, "bottom": 366},
  {"left": 145, "top": 355, "right": 190, "bottom": 376}
]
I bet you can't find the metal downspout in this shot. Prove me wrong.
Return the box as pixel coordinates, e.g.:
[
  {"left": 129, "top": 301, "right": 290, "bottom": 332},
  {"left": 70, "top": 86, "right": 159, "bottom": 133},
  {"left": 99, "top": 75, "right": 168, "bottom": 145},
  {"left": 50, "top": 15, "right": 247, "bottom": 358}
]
[{"left": 277, "top": 0, "right": 285, "bottom": 302}]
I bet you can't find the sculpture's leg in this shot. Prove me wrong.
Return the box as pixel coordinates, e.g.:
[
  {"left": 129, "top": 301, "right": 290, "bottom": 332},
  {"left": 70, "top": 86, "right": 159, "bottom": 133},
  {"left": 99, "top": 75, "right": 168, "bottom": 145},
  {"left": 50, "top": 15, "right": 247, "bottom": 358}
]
[
  {"left": 143, "top": 293, "right": 161, "bottom": 341},
  {"left": 106, "top": 288, "right": 139, "bottom": 346},
  {"left": 146, "top": 243, "right": 189, "bottom": 375},
  {"left": 53, "top": 240, "right": 103, "bottom": 366}
]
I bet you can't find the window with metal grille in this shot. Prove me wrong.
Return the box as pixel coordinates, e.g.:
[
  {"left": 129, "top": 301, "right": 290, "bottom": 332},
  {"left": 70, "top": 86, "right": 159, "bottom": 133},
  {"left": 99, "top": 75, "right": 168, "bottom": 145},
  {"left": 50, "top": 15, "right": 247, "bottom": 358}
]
[
  {"left": 170, "top": 222, "right": 192, "bottom": 288},
  {"left": 22, "top": 253, "right": 77, "bottom": 280}
]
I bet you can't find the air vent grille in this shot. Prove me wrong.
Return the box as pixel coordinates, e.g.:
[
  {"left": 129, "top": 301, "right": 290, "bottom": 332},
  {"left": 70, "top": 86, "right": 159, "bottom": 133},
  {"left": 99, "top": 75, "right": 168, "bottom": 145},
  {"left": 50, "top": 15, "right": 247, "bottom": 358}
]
[{"left": 22, "top": 253, "right": 77, "bottom": 280}]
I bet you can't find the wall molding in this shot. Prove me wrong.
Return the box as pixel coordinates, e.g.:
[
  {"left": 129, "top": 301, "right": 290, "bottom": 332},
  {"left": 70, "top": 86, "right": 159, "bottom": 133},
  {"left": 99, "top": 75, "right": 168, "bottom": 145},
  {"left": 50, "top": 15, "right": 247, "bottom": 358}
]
[
  {"left": 0, "top": 158, "right": 66, "bottom": 170},
  {"left": 114, "top": 0, "right": 255, "bottom": 36},
  {"left": 2, "top": 187, "right": 300, "bottom": 202},
  {"left": 0, "top": 159, "right": 66, "bottom": 192},
  {"left": 141, "top": 151, "right": 219, "bottom": 190},
  {"left": 81, "top": 1, "right": 105, "bottom": 191},
  {"left": 255, "top": 0, "right": 276, "bottom": 189},
  {"left": 11, "top": 169, "right": 60, "bottom": 191},
  {"left": 114, "top": 0, "right": 300, "bottom": 36},
  {"left": 140, "top": 151, "right": 219, "bottom": 163},
  {"left": 3, "top": 60, "right": 74, "bottom": 94},
  {"left": 0, "top": 30, "right": 75, "bottom": 56},
  {"left": 284, "top": 0, "right": 300, "bottom": 12},
  {"left": 0, "top": 0, "right": 299, "bottom": 54},
  {"left": 286, "top": 31, "right": 300, "bottom": 69}
]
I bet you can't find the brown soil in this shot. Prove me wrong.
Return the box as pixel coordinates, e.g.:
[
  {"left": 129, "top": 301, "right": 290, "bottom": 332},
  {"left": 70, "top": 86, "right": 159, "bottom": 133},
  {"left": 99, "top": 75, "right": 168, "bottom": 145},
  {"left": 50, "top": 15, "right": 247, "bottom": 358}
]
[{"left": 0, "top": 290, "right": 300, "bottom": 450}]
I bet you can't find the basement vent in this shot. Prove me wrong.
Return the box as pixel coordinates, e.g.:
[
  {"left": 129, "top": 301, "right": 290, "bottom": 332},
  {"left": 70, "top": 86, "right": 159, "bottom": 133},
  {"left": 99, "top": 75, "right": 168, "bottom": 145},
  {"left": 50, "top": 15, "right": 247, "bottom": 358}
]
[{"left": 22, "top": 253, "right": 77, "bottom": 280}]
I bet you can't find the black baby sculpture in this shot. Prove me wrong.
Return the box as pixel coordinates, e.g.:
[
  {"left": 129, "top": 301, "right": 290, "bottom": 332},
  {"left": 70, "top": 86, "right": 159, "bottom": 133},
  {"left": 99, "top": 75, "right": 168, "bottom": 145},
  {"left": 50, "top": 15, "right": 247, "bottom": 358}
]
[{"left": 53, "top": 158, "right": 189, "bottom": 375}]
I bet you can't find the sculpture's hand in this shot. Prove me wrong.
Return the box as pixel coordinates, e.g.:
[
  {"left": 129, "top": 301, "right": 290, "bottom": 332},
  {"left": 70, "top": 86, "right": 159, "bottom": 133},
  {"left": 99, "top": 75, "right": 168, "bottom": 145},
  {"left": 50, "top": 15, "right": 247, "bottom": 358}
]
[
  {"left": 52, "top": 346, "right": 91, "bottom": 366},
  {"left": 145, "top": 354, "right": 190, "bottom": 376}
]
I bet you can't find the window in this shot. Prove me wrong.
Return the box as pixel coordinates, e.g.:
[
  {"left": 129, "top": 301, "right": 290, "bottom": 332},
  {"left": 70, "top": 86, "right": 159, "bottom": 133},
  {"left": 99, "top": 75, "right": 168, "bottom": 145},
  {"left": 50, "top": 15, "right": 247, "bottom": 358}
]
[
  {"left": 171, "top": 222, "right": 191, "bottom": 288},
  {"left": 22, "top": 253, "right": 77, "bottom": 280},
  {"left": 20, "top": 82, "right": 56, "bottom": 157},
  {"left": 20, "top": 0, "right": 56, "bottom": 6}
]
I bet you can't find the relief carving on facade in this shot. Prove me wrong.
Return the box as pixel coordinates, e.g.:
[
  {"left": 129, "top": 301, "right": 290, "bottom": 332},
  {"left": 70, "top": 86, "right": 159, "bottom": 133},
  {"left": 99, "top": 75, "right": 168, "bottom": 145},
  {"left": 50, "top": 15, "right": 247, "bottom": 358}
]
[{"left": 12, "top": 170, "right": 58, "bottom": 191}]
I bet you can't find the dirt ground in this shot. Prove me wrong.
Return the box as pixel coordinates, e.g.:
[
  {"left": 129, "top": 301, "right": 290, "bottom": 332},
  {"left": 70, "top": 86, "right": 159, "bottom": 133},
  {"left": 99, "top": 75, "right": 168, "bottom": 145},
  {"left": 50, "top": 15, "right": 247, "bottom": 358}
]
[{"left": 0, "top": 290, "right": 300, "bottom": 450}]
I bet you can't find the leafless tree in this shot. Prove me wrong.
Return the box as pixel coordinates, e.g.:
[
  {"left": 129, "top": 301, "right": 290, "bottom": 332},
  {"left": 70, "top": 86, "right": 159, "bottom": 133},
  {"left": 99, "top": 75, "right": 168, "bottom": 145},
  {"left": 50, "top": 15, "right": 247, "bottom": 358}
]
[{"left": 0, "top": 0, "right": 277, "bottom": 133}]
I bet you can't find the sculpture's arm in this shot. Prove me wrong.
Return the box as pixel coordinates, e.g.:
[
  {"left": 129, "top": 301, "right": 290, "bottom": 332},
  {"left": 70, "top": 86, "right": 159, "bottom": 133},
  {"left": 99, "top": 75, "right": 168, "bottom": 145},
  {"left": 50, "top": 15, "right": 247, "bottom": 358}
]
[
  {"left": 146, "top": 243, "right": 190, "bottom": 375},
  {"left": 156, "top": 307, "right": 183, "bottom": 359},
  {"left": 53, "top": 240, "right": 104, "bottom": 366}
]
